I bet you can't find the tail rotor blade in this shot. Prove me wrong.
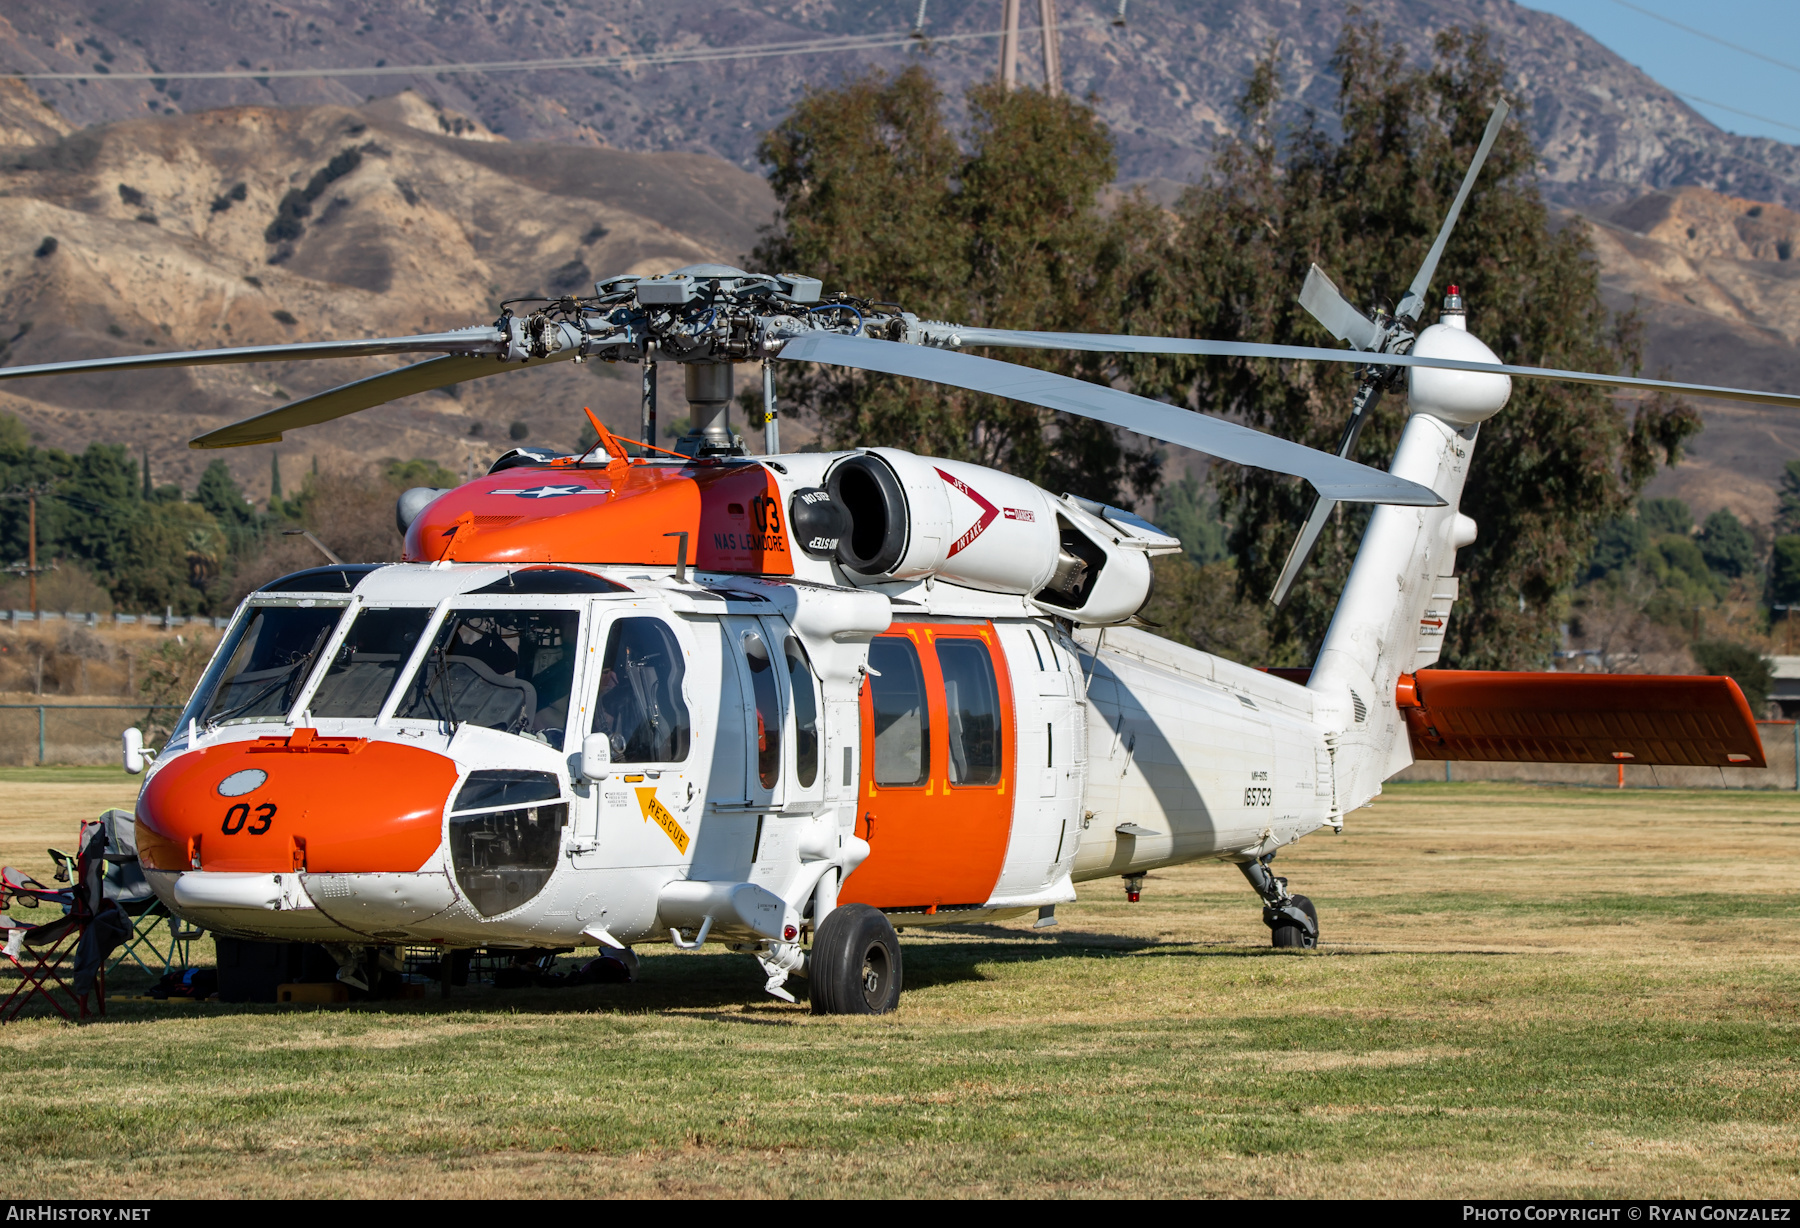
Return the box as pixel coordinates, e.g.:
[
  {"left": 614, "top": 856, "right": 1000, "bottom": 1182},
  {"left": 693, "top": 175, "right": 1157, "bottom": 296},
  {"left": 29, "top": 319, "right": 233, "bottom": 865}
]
[
  {"left": 1394, "top": 100, "right": 1509, "bottom": 323},
  {"left": 1298, "top": 265, "right": 1382, "bottom": 351},
  {"left": 1270, "top": 495, "right": 1337, "bottom": 606}
]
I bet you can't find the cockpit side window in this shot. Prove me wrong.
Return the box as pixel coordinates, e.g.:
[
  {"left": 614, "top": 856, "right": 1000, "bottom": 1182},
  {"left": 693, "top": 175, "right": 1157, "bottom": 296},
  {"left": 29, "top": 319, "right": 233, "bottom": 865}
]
[
  {"left": 592, "top": 617, "right": 691, "bottom": 762},
  {"left": 396, "top": 608, "right": 580, "bottom": 748},
  {"left": 308, "top": 607, "right": 433, "bottom": 718},
  {"left": 185, "top": 604, "right": 345, "bottom": 730}
]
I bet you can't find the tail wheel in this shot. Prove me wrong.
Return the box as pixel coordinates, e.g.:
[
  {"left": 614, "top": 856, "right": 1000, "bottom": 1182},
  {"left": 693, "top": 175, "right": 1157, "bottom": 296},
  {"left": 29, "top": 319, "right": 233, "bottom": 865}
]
[
  {"left": 809, "top": 902, "right": 903, "bottom": 1015},
  {"left": 1271, "top": 894, "right": 1319, "bottom": 950}
]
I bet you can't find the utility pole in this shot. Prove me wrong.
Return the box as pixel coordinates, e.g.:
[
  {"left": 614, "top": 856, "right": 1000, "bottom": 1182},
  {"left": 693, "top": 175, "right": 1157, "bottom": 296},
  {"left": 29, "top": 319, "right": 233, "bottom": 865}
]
[
  {"left": 1000, "top": 0, "right": 1020, "bottom": 89},
  {"left": 26, "top": 488, "right": 35, "bottom": 616},
  {"left": 2, "top": 484, "right": 54, "bottom": 617},
  {"left": 1039, "top": 0, "right": 1061, "bottom": 96}
]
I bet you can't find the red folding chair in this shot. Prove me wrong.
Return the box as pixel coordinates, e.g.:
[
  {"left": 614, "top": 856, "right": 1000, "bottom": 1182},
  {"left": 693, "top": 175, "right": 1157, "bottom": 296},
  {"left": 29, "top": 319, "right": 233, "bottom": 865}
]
[{"left": 2, "top": 823, "right": 127, "bottom": 1023}]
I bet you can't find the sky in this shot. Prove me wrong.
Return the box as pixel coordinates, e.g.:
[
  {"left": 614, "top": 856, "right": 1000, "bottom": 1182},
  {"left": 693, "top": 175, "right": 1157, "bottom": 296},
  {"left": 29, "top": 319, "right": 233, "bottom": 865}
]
[{"left": 1517, "top": 0, "right": 1800, "bottom": 144}]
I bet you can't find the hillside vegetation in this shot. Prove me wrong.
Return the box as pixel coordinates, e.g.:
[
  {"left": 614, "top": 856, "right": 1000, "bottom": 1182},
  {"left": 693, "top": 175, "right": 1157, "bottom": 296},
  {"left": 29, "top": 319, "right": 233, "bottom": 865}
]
[{"left": 0, "top": 89, "right": 773, "bottom": 502}]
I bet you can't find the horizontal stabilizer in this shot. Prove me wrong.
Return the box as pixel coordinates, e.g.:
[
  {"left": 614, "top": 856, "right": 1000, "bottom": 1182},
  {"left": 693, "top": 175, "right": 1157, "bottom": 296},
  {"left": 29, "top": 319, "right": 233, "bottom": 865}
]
[{"left": 1397, "top": 670, "right": 1765, "bottom": 768}]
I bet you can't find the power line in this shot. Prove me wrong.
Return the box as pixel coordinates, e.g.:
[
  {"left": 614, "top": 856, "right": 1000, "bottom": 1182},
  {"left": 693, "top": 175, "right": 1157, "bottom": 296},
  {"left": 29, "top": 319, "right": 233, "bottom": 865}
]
[
  {"left": 1674, "top": 91, "right": 1800, "bottom": 137},
  {"left": 0, "top": 19, "right": 1104, "bottom": 84},
  {"left": 1607, "top": 0, "right": 1800, "bottom": 78}
]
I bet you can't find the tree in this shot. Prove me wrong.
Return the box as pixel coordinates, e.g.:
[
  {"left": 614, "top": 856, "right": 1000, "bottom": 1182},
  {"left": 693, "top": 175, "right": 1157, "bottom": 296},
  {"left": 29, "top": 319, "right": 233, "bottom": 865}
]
[
  {"left": 196, "top": 460, "right": 255, "bottom": 527},
  {"left": 382, "top": 458, "right": 458, "bottom": 489},
  {"left": 1154, "top": 474, "right": 1229, "bottom": 565},
  {"left": 1640, "top": 497, "right": 1693, "bottom": 538},
  {"left": 1586, "top": 516, "right": 1649, "bottom": 580},
  {"left": 1777, "top": 461, "right": 1800, "bottom": 537},
  {"left": 1698, "top": 508, "right": 1756, "bottom": 580},
  {"left": 1119, "top": 25, "right": 1698, "bottom": 668},
  {"left": 1691, "top": 639, "right": 1773, "bottom": 711},
  {"left": 754, "top": 67, "right": 1157, "bottom": 506},
  {"left": 1139, "top": 556, "right": 1270, "bottom": 665},
  {"left": 1771, "top": 535, "right": 1800, "bottom": 608}
]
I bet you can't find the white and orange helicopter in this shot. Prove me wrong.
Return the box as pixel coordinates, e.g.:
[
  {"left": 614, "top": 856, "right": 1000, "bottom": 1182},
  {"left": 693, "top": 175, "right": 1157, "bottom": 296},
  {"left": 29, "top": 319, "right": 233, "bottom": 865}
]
[{"left": 3, "top": 105, "right": 1789, "bottom": 1012}]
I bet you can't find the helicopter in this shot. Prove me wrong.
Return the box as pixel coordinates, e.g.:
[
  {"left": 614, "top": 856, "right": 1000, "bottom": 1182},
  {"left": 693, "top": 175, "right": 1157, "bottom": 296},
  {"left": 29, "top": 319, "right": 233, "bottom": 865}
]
[{"left": 2, "top": 104, "right": 1787, "bottom": 1012}]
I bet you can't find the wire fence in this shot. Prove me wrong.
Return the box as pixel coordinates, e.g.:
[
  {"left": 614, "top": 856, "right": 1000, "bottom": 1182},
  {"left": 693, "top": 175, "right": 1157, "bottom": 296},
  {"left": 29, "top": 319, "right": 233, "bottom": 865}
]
[
  {"left": 1389, "top": 721, "right": 1800, "bottom": 791},
  {"left": 0, "top": 704, "right": 182, "bottom": 766},
  {"left": 0, "top": 611, "right": 230, "bottom": 629}
]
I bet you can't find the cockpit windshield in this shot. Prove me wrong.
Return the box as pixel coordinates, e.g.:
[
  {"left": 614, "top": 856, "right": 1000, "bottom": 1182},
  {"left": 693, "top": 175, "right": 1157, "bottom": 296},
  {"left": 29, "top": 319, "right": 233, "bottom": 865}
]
[
  {"left": 188, "top": 603, "right": 346, "bottom": 730},
  {"left": 395, "top": 608, "right": 579, "bottom": 748},
  {"left": 309, "top": 607, "right": 433, "bottom": 718}
]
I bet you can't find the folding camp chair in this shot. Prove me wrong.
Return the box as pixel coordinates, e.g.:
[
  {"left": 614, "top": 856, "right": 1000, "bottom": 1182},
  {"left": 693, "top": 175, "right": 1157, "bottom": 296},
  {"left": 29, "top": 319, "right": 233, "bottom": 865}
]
[
  {"left": 1, "top": 822, "right": 128, "bottom": 1022},
  {"left": 89, "top": 809, "right": 199, "bottom": 979}
]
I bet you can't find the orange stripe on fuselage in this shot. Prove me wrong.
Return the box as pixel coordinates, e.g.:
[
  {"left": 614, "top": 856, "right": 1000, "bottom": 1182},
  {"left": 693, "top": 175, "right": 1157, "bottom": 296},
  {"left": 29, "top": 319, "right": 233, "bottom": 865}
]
[
  {"left": 403, "top": 461, "right": 795, "bottom": 574},
  {"left": 136, "top": 737, "right": 459, "bottom": 874}
]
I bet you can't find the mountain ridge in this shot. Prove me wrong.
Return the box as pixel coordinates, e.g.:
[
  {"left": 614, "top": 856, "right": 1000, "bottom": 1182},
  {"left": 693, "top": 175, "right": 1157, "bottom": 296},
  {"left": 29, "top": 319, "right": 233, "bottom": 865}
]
[
  {"left": 0, "top": 91, "right": 774, "bottom": 502},
  {"left": 2, "top": 0, "right": 1797, "bottom": 210}
]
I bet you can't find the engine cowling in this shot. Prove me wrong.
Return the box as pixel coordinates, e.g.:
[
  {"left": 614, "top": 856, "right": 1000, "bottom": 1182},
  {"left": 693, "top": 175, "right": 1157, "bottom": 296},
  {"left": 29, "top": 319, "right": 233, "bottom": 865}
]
[{"left": 825, "top": 449, "right": 1166, "bottom": 624}]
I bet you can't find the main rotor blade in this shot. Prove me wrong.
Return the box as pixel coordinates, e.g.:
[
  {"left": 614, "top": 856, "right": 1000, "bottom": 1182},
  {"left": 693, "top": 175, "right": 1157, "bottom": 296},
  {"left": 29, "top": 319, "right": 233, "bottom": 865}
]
[
  {"left": 939, "top": 327, "right": 1800, "bottom": 409},
  {"left": 0, "top": 328, "right": 511, "bottom": 384},
  {"left": 778, "top": 333, "right": 1443, "bottom": 507},
  {"left": 1298, "top": 265, "right": 1381, "bottom": 351},
  {"left": 1396, "top": 100, "right": 1509, "bottom": 323},
  {"left": 190, "top": 349, "right": 577, "bottom": 449}
]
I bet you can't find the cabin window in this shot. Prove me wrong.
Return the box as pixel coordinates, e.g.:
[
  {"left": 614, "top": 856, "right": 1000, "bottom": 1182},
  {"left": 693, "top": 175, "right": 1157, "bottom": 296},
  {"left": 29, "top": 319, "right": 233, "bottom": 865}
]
[
  {"left": 786, "top": 636, "right": 819, "bottom": 789},
  {"left": 308, "top": 607, "right": 432, "bottom": 718},
  {"left": 447, "top": 769, "right": 566, "bottom": 917},
  {"left": 742, "top": 630, "right": 782, "bottom": 789},
  {"left": 396, "top": 608, "right": 579, "bottom": 748},
  {"left": 186, "top": 602, "right": 346, "bottom": 730},
  {"left": 939, "top": 638, "right": 1002, "bottom": 786},
  {"left": 592, "top": 617, "right": 690, "bottom": 762},
  {"left": 869, "top": 636, "right": 929, "bottom": 786}
]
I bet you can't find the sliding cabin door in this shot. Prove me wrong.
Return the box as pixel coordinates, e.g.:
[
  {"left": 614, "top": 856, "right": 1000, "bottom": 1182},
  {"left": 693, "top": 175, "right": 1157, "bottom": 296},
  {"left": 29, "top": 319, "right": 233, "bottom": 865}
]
[{"left": 842, "top": 622, "right": 1014, "bottom": 911}]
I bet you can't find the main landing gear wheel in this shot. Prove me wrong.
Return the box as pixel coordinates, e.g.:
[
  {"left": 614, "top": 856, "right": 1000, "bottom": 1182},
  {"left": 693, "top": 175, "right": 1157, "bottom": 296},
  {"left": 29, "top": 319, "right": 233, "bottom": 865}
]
[
  {"left": 809, "top": 902, "right": 903, "bottom": 1015},
  {"left": 1270, "top": 894, "right": 1319, "bottom": 949}
]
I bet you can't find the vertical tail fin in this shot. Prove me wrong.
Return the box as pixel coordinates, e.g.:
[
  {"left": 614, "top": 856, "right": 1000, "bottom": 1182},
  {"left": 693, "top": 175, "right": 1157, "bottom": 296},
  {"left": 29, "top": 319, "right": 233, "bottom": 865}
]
[{"left": 1307, "top": 318, "right": 1509, "bottom": 812}]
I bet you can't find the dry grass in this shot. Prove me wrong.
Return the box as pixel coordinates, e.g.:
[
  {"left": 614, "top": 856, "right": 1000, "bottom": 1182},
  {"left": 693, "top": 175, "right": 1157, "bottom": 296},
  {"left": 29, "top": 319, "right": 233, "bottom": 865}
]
[{"left": 3, "top": 778, "right": 1799, "bottom": 1198}]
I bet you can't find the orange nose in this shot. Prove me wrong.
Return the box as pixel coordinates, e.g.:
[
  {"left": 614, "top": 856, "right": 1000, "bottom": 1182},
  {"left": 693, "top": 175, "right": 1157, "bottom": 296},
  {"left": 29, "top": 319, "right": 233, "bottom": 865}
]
[{"left": 136, "top": 731, "right": 460, "bottom": 874}]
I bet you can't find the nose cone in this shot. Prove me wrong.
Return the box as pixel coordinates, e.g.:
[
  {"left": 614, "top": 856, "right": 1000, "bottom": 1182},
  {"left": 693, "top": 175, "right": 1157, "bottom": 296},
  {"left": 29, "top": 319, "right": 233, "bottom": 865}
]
[{"left": 136, "top": 733, "right": 460, "bottom": 874}]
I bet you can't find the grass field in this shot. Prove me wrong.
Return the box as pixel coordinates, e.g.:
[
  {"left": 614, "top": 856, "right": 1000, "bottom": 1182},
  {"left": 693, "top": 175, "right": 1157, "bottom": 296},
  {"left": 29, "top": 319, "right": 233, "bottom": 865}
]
[{"left": 2, "top": 774, "right": 1798, "bottom": 1198}]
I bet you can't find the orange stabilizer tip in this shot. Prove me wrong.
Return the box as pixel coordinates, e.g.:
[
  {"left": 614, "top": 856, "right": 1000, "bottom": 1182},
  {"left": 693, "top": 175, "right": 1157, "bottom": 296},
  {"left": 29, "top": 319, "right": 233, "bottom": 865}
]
[{"left": 1394, "top": 673, "right": 1420, "bottom": 709}]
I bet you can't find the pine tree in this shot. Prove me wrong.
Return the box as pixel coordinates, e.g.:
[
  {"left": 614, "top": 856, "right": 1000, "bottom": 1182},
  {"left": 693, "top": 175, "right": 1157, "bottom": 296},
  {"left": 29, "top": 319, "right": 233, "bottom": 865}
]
[{"left": 269, "top": 451, "right": 283, "bottom": 505}]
